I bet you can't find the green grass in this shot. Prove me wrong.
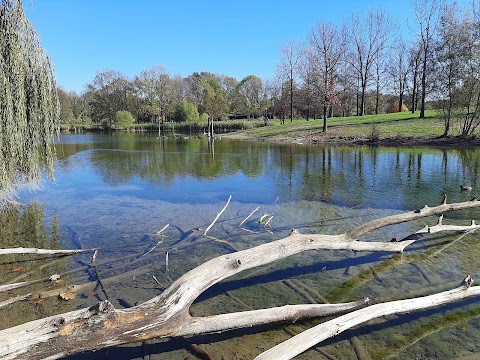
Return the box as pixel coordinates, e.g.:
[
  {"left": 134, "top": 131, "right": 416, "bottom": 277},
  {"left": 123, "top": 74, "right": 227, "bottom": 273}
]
[{"left": 228, "top": 110, "right": 450, "bottom": 141}]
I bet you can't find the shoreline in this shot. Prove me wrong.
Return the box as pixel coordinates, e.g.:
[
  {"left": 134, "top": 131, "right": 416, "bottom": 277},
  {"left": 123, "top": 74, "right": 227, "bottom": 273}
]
[{"left": 222, "top": 131, "right": 480, "bottom": 148}]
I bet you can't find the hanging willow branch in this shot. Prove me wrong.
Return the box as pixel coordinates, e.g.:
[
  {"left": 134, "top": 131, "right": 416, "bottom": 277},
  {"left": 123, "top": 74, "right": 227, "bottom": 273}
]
[{"left": 0, "top": 0, "right": 59, "bottom": 198}]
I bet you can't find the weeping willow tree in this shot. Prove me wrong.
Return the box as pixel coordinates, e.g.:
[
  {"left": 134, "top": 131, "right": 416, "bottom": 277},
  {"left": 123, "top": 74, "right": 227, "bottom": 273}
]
[{"left": 0, "top": 0, "right": 59, "bottom": 199}]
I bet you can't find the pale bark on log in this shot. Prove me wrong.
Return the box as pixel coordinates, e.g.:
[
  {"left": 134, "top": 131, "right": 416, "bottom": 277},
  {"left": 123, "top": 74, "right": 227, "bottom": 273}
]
[
  {"left": 0, "top": 199, "right": 479, "bottom": 359},
  {"left": 346, "top": 197, "right": 480, "bottom": 239},
  {"left": 0, "top": 294, "right": 32, "bottom": 308},
  {"left": 0, "top": 281, "right": 37, "bottom": 293},
  {"left": 0, "top": 247, "right": 97, "bottom": 256},
  {"left": 417, "top": 215, "right": 480, "bottom": 234},
  {"left": 255, "top": 280, "right": 479, "bottom": 360}
]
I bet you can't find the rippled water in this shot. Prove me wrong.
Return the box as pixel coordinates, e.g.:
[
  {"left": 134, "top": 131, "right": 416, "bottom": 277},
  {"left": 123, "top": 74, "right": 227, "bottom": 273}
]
[{"left": 2, "top": 132, "right": 480, "bottom": 359}]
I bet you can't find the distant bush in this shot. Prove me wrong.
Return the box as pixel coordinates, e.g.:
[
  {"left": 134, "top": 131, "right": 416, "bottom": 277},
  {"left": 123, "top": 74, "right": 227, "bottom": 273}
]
[
  {"left": 174, "top": 101, "right": 200, "bottom": 124},
  {"left": 115, "top": 111, "right": 135, "bottom": 130},
  {"left": 199, "top": 113, "right": 209, "bottom": 126},
  {"left": 389, "top": 101, "right": 409, "bottom": 113}
]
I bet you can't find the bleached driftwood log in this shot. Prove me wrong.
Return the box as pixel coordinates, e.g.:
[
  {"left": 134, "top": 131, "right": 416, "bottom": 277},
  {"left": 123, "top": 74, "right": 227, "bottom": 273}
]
[
  {"left": 1, "top": 198, "right": 480, "bottom": 359},
  {"left": 0, "top": 247, "right": 97, "bottom": 256},
  {"left": 255, "top": 276, "right": 478, "bottom": 360}
]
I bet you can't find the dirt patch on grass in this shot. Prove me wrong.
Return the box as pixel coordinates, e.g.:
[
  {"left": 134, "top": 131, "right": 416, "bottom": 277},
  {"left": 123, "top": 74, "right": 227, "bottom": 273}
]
[{"left": 224, "top": 130, "right": 480, "bottom": 148}]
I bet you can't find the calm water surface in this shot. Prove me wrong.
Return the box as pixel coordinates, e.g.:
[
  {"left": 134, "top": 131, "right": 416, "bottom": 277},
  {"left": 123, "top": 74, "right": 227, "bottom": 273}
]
[{"left": 3, "top": 132, "right": 480, "bottom": 359}]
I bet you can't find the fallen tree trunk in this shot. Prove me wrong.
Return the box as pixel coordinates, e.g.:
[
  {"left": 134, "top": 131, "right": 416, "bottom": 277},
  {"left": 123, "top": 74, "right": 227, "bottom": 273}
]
[
  {"left": 0, "top": 198, "right": 479, "bottom": 359},
  {"left": 255, "top": 277, "right": 478, "bottom": 360},
  {"left": 0, "top": 247, "right": 97, "bottom": 256}
]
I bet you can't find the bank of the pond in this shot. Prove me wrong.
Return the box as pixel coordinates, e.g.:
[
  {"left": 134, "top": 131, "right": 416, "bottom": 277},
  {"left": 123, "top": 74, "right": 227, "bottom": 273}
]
[{"left": 223, "top": 111, "right": 480, "bottom": 148}]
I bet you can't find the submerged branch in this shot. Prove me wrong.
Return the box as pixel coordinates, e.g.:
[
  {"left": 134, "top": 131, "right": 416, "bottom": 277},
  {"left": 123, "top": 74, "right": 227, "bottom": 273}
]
[
  {"left": 204, "top": 195, "right": 232, "bottom": 235},
  {"left": 346, "top": 198, "right": 480, "bottom": 239},
  {"left": 0, "top": 247, "right": 97, "bottom": 256},
  {"left": 255, "top": 279, "right": 480, "bottom": 360}
]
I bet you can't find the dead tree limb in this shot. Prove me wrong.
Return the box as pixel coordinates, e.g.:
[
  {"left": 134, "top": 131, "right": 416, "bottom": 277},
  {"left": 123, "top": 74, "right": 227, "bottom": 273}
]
[
  {"left": 0, "top": 247, "right": 97, "bottom": 256},
  {"left": 0, "top": 198, "right": 479, "bottom": 359},
  {"left": 240, "top": 206, "right": 260, "bottom": 226},
  {"left": 417, "top": 214, "right": 480, "bottom": 234},
  {"left": 204, "top": 195, "right": 231, "bottom": 235},
  {"left": 346, "top": 196, "right": 479, "bottom": 239},
  {"left": 255, "top": 278, "right": 479, "bottom": 360},
  {"left": 0, "top": 294, "right": 32, "bottom": 309}
]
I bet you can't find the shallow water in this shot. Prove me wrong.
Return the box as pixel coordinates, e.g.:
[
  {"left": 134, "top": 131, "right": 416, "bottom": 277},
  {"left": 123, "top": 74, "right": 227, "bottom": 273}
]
[{"left": 2, "top": 133, "right": 480, "bottom": 359}]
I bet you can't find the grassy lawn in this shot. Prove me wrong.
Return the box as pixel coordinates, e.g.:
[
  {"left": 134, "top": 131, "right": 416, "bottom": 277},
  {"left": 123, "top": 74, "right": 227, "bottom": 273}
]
[{"left": 227, "top": 110, "right": 451, "bottom": 142}]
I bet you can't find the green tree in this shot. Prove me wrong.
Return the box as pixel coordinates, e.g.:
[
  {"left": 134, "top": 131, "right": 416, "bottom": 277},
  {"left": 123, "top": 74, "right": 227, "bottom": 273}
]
[
  {"left": 57, "top": 87, "right": 75, "bottom": 125},
  {"left": 0, "top": 0, "right": 59, "bottom": 197},
  {"left": 174, "top": 101, "right": 199, "bottom": 124},
  {"left": 115, "top": 110, "right": 134, "bottom": 130},
  {"left": 85, "top": 70, "right": 131, "bottom": 129},
  {"left": 186, "top": 72, "right": 228, "bottom": 121},
  {"left": 199, "top": 112, "right": 209, "bottom": 126},
  {"left": 220, "top": 75, "right": 240, "bottom": 115},
  {"left": 237, "top": 75, "right": 265, "bottom": 119}
]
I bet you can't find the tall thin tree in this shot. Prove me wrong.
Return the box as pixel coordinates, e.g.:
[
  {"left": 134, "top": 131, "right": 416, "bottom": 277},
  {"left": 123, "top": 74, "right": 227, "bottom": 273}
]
[
  {"left": 347, "top": 9, "right": 395, "bottom": 116},
  {"left": 412, "top": 0, "right": 441, "bottom": 118},
  {"left": 278, "top": 40, "right": 303, "bottom": 122},
  {"left": 309, "top": 21, "right": 345, "bottom": 131},
  {"left": 388, "top": 37, "right": 410, "bottom": 113}
]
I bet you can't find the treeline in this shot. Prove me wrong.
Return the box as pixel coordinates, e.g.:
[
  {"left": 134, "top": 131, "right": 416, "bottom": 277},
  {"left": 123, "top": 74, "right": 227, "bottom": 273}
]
[
  {"left": 58, "top": 0, "right": 480, "bottom": 136},
  {"left": 58, "top": 69, "right": 273, "bottom": 132}
]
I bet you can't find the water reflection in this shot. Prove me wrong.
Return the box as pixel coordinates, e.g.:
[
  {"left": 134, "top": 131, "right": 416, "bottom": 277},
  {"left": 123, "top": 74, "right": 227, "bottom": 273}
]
[
  {"left": 51, "top": 134, "right": 480, "bottom": 210},
  {"left": 0, "top": 203, "right": 74, "bottom": 330}
]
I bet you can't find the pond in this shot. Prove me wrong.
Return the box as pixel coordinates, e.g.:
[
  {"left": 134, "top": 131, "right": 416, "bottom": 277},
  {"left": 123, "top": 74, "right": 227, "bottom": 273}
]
[{"left": 2, "top": 132, "right": 480, "bottom": 359}]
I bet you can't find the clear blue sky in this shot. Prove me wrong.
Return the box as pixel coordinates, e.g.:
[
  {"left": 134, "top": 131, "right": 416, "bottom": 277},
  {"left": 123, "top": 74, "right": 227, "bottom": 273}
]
[{"left": 24, "top": 0, "right": 468, "bottom": 93}]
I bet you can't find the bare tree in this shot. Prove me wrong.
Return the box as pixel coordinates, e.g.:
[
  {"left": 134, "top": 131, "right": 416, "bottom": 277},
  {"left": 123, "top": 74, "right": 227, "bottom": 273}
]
[
  {"left": 388, "top": 37, "right": 411, "bottom": 112},
  {"left": 278, "top": 40, "right": 304, "bottom": 122},
  {"left": 237, "top": 75, "right": 264, "bottom": 119},
  {"left": 309, "top": 21, "right": 346, "bottom": 131},
  {"left": 412, "top": 0, "right": 441, "bottom": 118},
  {"left": 408, "top": 41, "right": 423, "bottom": 113},
  {"left": 373, "top": 50, "right": 388, "bottom": 114},
  {"left": 347, "top": 9, "right": 396, "bottom": 116},
  {"left": 297, "top": 48, "right": 316, "bottom": 120},
  {"left": 456, "top": 0, "right": 480, "bottom": 136},
  {"left": 134, "top": 65, "right": 175, "bottom": 136}
]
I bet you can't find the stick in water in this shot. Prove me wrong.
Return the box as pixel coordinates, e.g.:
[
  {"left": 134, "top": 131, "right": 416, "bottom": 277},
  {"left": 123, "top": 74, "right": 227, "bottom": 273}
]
[
  {"left": 155, "top": 224, "right": 170, "bottom": 237},
  {"left": 204, "top": 195, "right": 232, "bottom": 235},
  {"left": 239, "top": 206, "right": 260, "bottom": 226}
]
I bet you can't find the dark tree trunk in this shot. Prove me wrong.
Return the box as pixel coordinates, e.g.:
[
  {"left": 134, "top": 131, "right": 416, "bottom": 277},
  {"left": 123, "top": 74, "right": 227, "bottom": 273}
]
[
  {"left": 290, "top": 68, "right": 294, "bottom": 123},
  {"left": 323, "top": 105, "right": 328, "bottom": 132},
  {"left": 420, "top": 46, "right": 428, "bottom": 119},
  {"left": 360, "top": 81, "right": 367, "bottom": 116}
]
